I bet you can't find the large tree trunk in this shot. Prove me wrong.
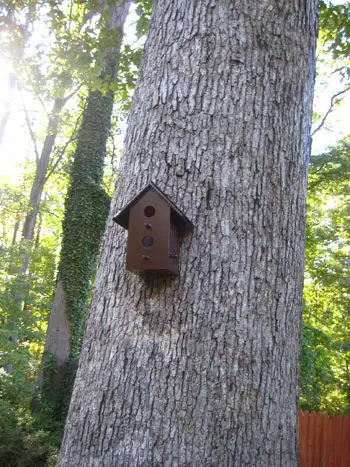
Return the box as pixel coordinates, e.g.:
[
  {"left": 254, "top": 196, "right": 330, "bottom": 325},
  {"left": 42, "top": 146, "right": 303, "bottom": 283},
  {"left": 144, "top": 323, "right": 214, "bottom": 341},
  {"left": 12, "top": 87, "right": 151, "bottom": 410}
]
[
  {"left": 35, "top": 0, "right": 131, "bottom": 420},
  {"left": 59, "top": 1, "right": 318, "bottom": 465}
]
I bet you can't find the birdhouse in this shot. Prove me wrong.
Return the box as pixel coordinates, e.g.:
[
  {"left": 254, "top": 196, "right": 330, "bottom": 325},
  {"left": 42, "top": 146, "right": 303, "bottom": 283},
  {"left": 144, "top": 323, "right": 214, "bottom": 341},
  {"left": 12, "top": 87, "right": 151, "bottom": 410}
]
[{"left": 113, "top": 182, "right": 194, "bottom": 275}]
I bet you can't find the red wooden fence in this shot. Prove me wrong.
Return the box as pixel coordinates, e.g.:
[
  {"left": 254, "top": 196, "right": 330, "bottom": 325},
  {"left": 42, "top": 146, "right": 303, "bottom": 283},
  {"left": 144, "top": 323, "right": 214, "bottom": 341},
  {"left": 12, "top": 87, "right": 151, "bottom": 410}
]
[{"left": 299, "top": 410, "right": 350, "bottom": 466}]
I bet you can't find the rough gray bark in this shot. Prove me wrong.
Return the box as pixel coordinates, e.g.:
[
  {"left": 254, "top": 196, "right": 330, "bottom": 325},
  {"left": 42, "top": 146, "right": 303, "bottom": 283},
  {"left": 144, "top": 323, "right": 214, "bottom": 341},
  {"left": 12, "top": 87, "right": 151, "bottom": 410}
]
[
  {"left": 59, "top": 1, "right": 318, "bottom": 465},
  {"left": 43, "top": 281, "right": 72, "bottom": 364}
]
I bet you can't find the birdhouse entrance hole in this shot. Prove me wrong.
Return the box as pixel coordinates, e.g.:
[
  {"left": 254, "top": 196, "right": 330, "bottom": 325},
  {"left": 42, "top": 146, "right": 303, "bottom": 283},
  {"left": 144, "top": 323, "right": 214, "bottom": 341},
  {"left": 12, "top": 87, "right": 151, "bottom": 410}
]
[{"left": 144, "top": 206, "right": 155, "bottom": 217}]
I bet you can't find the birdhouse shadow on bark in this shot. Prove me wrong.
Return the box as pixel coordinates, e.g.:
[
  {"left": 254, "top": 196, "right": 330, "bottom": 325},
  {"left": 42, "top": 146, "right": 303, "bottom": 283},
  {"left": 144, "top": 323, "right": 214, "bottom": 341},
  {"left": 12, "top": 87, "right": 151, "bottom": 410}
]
[{"left": 113, "top": 182, "right": 194, "bottom": 276}]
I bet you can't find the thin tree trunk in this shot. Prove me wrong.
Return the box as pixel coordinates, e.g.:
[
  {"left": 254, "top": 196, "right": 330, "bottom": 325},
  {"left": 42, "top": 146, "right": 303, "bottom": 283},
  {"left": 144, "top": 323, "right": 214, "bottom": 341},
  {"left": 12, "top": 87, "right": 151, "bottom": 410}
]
[
  {"left": 11, "top": 216, "right": 21, "bottom": 245},
  {"left": 59, "top": 0, "right": 318, "bottom": 465},
  {"left": 34, "top": 208, "right": 43, "bottom": 248},
  {"left": 34, "top": 0, "right": 131, "bottom": 420},
  {"left": 22, "top": 97, "right": 64, "bottom": 245}
]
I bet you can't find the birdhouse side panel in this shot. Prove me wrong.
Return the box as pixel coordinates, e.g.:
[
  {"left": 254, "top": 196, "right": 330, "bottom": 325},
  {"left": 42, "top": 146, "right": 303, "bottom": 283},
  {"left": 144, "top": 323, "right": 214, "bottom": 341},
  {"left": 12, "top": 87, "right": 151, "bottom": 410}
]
[
  {"left": 126, "top": 190, "right": 171, "bottom": 271},
  {"left": 168, "top": 223, "right": 180, "bottom": 275}
]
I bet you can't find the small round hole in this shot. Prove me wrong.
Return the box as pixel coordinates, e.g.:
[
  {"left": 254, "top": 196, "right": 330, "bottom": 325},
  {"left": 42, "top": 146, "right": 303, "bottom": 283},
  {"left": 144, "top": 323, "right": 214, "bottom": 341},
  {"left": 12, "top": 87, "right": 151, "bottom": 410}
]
[
  {"left": 144, "top": 205, "right": 155, "bottom": 217},
  {"left": 142, "top": 235, "right": 154, "bottom": 247}
]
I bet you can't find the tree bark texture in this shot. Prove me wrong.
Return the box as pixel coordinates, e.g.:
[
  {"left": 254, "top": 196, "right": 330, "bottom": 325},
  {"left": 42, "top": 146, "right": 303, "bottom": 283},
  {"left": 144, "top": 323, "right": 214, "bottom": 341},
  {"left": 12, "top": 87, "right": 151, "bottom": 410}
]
[
  {"left": 35, "top": 0, "right": 130, "bottom": 418},
  {"left": 59, "top": 1, "right": 318, "bottom": 465}
]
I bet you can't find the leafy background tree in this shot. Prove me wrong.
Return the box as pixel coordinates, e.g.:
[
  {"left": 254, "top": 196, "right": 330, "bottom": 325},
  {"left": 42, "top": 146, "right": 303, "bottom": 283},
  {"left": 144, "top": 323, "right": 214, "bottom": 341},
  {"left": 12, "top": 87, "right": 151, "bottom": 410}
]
[
  {"left": 301, "top": 138, "right": 350, "bottom": 413},
  {"left": 299, "top": 0, "right": 350, "bottom": 414},
  {"left": 33, "top": 0, "right": 132, "bottom": 425},
  {"left": 0, "top": 0, "right": 348, "bottom": 465}
]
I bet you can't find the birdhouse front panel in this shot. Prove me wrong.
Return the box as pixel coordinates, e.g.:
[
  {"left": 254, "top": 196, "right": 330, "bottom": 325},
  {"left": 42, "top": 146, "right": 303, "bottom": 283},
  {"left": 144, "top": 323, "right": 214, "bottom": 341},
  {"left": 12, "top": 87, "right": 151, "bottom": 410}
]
[{"left": 126, "top": 189, "right": 171, "bottom": 272}]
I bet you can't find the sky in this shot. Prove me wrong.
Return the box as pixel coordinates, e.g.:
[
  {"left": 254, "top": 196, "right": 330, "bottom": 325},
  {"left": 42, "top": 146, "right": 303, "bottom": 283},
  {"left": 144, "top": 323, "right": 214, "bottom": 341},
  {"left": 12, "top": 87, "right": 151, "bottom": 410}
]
[{"left": 0, "top": 2, "right": 349, "bottom": 182}]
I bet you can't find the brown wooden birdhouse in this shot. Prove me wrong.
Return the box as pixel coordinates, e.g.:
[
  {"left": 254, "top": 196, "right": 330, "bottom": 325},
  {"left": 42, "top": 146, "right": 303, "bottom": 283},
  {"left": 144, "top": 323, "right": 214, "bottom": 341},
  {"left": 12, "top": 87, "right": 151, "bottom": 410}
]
[{"left": 113, "top": 182, "right": 194, "bottom": 275}]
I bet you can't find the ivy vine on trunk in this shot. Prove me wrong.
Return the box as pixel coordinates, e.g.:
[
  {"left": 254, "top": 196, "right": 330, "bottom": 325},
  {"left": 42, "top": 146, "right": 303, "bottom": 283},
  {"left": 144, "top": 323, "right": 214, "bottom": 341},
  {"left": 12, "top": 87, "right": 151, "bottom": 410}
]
[{"left": 34, "top": 0, "right": 131, "bottom": 423}]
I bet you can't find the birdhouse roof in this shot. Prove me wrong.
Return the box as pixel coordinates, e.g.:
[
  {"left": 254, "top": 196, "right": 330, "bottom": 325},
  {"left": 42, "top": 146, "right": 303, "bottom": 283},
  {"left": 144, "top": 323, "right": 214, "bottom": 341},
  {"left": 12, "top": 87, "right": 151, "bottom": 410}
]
[{"left": 113, "top": 181, "right": 194, "bottom": 231}]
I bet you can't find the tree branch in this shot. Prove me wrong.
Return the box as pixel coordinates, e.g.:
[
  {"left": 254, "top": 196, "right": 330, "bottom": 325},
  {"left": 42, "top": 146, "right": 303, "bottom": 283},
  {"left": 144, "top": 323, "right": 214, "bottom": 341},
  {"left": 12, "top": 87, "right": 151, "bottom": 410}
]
[
  {"left": 22, "top": 64, "right": 49, "bottom": 116},
  {"left": 62, "top": 84, "right": 83, "bottom": 105},
  {"left": 44, "top": 111, "right": 82, "bottom": 183},
  {"left": 19, "top": 86, "right": 40, "bottom": 162},
  {"left": 311, "top": 86, "right": 350, "bottom": 137}
]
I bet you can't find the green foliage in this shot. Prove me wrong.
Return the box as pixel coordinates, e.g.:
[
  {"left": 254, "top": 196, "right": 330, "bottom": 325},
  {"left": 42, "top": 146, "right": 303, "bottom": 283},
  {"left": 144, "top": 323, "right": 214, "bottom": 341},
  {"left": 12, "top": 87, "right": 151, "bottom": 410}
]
[
  {"left": 0, "top": 181, "right": 29, "bottom": 245},
  {"left": 301, "top": 137, "right": 350, "bottom": 413},
  {"left": 0, "top": 1, "right": 39, "bottom": 60},
  {"left": 0, "top": 371, "right": 59, "bottom": 467},
  {"left": 319, "top": 0, "right": 350, "bottom": 61},
  {"left": 0, "top": 243, "right": 56, "bottom": 375},
  {"left": 134, "top": 0, "right": 153, "bottom": 38},
  {"left": 300, "top": 323, "right": 336, "bottom": 411},
  {"left": 0, "top": 164, "right": 66, "bottom": 464}
]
